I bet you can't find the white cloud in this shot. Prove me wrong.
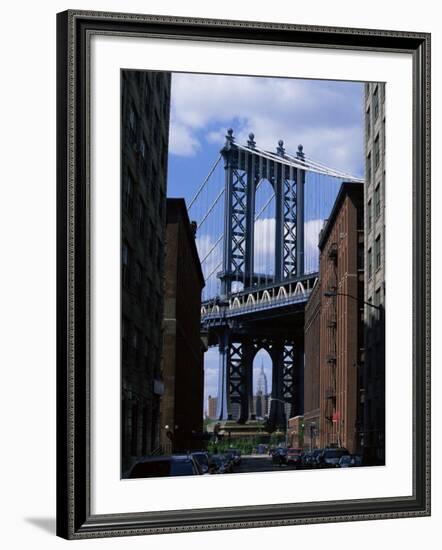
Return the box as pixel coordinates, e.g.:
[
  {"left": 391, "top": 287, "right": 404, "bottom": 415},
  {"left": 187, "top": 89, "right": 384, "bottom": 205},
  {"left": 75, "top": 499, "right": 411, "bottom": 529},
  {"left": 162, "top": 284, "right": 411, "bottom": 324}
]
[
  {"left": 170, "top": 73, "right": 363, "bottom": 175},
  {"left": 168, "top": 120, "right": 200, "bottom": 157}
]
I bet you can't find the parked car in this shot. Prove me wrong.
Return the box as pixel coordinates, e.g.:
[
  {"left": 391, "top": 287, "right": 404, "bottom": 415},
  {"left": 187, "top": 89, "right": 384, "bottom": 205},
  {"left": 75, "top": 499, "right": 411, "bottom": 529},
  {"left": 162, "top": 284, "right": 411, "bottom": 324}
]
[
  {"left": 209, "top": 453, "right": 233, "bottom": 474},
  {"left": 225, "top": 448, "right": 242, "bottom": 465},
  {"left": 319, "top": 448, "right": 350, "bottom": 468},
  {"left": 338, "top": 454, "right": 363, "bottom": 468},
  {"left": 286, "top": 448, "right": 303, "bottom": 467},
  {"left": 191, "top": 451, "right": 210, "bottom": 474},
  {"left": 271, "top": 447, "right": 287, "bottom": 464},
  {"left": 310, "top": 449, "right": 323, "bottom": 468},
  {"left": 128, "top": 454, "right": 201, "bottom": 478},
  {"left": 301, "top": 450, "right": 314, "bottom": 468}
]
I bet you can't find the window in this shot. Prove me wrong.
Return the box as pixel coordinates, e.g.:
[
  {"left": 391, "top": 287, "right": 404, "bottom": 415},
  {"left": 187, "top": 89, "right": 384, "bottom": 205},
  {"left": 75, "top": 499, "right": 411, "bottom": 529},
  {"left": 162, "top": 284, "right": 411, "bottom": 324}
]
[
  {"left": 373, "top": 86, "right": 379, "bottom": 120},
  {"left": 133, "top": 326, "right": 140, "bottom": 352},
  {"left": 149, "top": 222, "right": 155, "bottom": 256},
  {"left": 367, "top": 199, "right": 372, "bottom": 231},
  {"left": 374, "top": 287, "right": 381, "bottom": 308},
  {"left": 367, "top": 297, "right": 373, "bottom": 328},
  {"left": 366, "top": 107, "right": 371, "bottom": 137},
  {"left": 158, "top": 190, "right": 164, "bottom": 219},
  {"left": 130, "top": 403, "right": 138, "bottom": 456},
  {"left": 374, "top": 134, "right": 380, "bottom": 168},
  {"left": 368, "top": 248, "right": 372, "bottom": 279},
  {"left": 366, "top": 153, "right": 372, "bottom": 183},
  {"left": 141, "top": 405, "right": 149, "bottom": 455},
  {"left": 157, "top": 238, "right": 163, "bottom": 271},
  {"left": 357, "top": 242, "right": 364, "bottom": 270},
  {"left": 374, "top": 287, "right": 382, "bottom": 325},
  {"left": 128, "top": 102, "right": 137, "bottom": 141},
  {"left": 138, "top": 199, "right": 145, "bottom": 235},
  {"left": 122, "top": 317, "right": 129, "bottom": 360},
  {"left": 375, "top": 235, "right": 381, "bottom": 270},
  {"left": 135, "top": 262, "right": 142, "bottom": 294},
  {"left": 123, "top": 173, "right": 134, "bottom": 214},
  {"left": 151, "top": 164, "right": 158, "bottom": 201},
  {"left": 140, "top": 137, "right": 147, "bottom": 158},
  {"left": 122, "top": 243, "right": 130, "bottom": 287},
  {"left": 144, "top": 338, "right": 150, "bottom": 364},
  {"left": 375, "top": 183, "right": 381, "bottom": 218},
  {"left": 365, "top": 348, "right": 372, "bottom": 378}
]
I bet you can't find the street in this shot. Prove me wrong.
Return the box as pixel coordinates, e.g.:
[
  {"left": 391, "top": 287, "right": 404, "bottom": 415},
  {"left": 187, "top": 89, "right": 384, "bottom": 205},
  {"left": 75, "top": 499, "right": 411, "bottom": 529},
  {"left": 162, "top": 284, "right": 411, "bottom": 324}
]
[{"left": 234, "top": 455, "right": 298, "bottom": 474}]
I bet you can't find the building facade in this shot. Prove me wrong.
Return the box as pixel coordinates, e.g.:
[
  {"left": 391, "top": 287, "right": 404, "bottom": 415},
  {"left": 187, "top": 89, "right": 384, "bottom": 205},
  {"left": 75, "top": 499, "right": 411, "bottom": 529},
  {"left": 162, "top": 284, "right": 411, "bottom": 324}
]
[
  {"left": 207, "top": 396, "right": 218, "bottom": 420},
  {"left": 318, "top": 182, "right": 364, "bottom": 455},
  {"left": 303, "top": 280, "right": 321, "bottom": 450},
  {"left": 363, "top": 82, "right": 386, "bottom": 463},
  {"left": 160, "top": 199, "right": 206, "bottom": 453},
  {"left": 287, "top": 416, "right": 304, "bottom": 449},
  {"left": 121, "top": 70, "right": 171, "bottom": 475}
]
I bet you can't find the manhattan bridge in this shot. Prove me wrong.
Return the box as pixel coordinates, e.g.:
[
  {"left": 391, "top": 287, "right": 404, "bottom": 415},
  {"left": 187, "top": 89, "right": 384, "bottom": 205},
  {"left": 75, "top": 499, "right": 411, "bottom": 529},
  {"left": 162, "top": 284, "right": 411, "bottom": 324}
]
[{"left": 187, "top": 129, "right": 363, "bottom": 431}]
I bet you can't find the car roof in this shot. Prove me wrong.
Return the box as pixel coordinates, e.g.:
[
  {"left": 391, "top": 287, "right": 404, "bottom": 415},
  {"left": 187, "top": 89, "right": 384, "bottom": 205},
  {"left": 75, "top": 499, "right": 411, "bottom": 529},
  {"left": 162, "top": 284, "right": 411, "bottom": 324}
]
[{"left": 135, "top": 454, "right": 193, "bottom": 464}]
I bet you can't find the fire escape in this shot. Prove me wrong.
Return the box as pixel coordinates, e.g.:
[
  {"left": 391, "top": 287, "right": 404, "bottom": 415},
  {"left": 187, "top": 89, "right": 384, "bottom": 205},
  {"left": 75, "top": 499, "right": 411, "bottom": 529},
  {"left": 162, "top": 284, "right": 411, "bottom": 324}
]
[{"left": 325, "top": 242, "right": 338, "bottom": 446}]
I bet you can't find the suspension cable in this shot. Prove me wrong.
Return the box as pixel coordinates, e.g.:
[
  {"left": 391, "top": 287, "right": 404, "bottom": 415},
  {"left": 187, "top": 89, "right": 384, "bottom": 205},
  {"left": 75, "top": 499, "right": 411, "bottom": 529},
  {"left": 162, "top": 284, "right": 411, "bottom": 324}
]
[
  {"left": 200, "top": 234, "right": 223, "bottom": 264},
  {"left": 197, "top": 187, "right": 225, "bottom": 229},
  {"left": 188, "top": 154, "right": 222, "bottom": 210}
]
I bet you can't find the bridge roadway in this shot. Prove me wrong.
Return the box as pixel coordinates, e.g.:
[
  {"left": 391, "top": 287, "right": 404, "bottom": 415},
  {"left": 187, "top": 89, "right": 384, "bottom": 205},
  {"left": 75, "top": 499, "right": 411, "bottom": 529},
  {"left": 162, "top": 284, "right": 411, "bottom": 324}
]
[{"left": 200, "top": 273, "right": 318, "bottom": 346}]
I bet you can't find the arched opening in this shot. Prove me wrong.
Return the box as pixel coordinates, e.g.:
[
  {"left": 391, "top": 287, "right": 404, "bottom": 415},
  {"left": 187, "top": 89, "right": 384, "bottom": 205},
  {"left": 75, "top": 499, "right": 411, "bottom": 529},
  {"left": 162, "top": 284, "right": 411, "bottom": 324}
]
[
  {"left": 253, "top": 179, "right": 275, "bottom": 286},
  {"left": 252, "top": 348, "right": 273, "bottom": 421}
]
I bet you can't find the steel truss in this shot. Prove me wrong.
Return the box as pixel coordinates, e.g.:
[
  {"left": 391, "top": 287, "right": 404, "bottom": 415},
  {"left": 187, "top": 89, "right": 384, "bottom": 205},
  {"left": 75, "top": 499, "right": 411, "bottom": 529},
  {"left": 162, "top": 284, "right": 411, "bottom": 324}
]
[{"left": 220, "top": 130, "right": 305, "bottom": 297}]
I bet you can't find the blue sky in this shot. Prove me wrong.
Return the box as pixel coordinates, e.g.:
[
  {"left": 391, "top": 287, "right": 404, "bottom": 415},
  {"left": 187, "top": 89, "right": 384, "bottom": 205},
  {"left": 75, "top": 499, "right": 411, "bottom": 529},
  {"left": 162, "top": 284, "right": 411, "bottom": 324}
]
[{"left": 165, "top": 72, "right": 364, "bottom": 414}]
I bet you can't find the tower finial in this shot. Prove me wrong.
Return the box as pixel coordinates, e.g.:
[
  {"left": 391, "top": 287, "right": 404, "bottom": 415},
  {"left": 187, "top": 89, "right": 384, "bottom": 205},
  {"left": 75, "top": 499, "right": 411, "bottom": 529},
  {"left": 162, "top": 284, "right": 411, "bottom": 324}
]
[{"left": 297, "top": 143, "right": 305, "bottom": 160}]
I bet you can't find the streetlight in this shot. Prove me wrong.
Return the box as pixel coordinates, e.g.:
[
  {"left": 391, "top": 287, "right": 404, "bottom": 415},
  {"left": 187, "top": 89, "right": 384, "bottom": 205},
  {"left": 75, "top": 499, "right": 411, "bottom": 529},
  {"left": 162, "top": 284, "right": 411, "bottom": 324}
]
[
  {"left": 323, "top": 290, "right": 382, "bottom": 311},
  {"left": 269, "top": 397, "right": 289, "bottom": 447}
]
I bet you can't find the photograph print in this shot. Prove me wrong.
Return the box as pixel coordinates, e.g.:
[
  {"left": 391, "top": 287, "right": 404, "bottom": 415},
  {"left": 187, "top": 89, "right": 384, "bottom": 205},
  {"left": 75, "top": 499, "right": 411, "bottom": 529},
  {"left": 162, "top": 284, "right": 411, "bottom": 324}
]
[{"left": 120, "top": 70, "right": 385, "bottom": 479}]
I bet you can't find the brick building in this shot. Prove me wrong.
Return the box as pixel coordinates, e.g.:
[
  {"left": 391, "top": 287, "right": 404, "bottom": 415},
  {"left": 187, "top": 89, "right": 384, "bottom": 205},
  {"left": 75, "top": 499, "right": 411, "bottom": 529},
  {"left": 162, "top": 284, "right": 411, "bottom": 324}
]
[
  {"left": 287, "top": 416, "right": 304, "bottom": 449},
  {"left": 317, "top": 182, "right": 364, "bottom": 454},
  {"left": 160, "top": 199, "right": 206, "bottom": 453},
  {"left": 121, "top": 70, "right": 171, "bottom": 475}
]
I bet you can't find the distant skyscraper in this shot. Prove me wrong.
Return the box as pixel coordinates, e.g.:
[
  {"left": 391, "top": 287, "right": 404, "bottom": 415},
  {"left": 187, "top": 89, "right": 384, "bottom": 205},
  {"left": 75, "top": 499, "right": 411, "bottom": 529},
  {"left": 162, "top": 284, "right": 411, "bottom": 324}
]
[
  {"left": 254, "top": 362, "right": 269, "bottom": 418},
  {"left": 207, "top": 395, "right": 218, "bottom": 420},
  {"left": 256, "top": 362, "right": 268, "bottom": 396}
]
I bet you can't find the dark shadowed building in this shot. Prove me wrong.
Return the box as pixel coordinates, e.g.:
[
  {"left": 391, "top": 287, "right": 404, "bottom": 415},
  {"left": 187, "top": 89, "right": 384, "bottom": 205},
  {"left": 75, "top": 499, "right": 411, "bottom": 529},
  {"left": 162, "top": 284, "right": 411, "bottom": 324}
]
[
  {"left": 160, "top": 199, "right": 206, "bottom": 453},
  {"left": 121, "top": 70, "right": 171, "bottom": 475},
  {"left": 363, "top": 82, "right": 386, "bottom": 464}
]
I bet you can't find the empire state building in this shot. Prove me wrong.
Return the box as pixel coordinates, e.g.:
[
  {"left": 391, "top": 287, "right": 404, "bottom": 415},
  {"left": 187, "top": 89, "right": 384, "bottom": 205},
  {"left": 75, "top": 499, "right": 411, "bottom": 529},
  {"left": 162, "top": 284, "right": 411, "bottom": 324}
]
[{"left": 254, "top": 362, "right": 269, "bottom": 419}]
